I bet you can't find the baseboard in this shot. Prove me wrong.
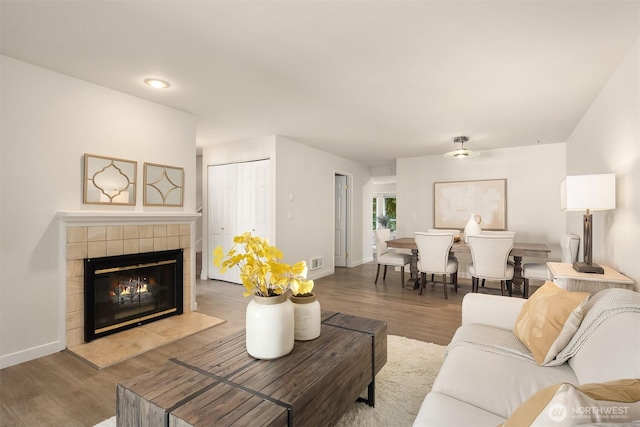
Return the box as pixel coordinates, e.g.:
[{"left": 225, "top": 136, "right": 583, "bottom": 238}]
[
  {"left": 351, "top": 256, "right": 374, "bottom": 267},
  {"left": 0, "top": 340, "right": 65, "bottom": 369},
  {"left": 307, "top": 266, "right": 335, "bottom": 280}
]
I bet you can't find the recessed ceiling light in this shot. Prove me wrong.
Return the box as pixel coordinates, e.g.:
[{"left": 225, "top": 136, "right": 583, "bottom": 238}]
[{"left": 144, "top": 78, "right": 171, "bottom": 89}]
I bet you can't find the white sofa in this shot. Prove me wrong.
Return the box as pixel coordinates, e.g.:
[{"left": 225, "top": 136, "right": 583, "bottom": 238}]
[{"left": 414, "top": 291, "right": 640, "bottom": 426}]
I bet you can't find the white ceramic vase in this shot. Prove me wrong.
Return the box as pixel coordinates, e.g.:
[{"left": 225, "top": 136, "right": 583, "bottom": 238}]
[
  {"left": 463, "top": 213, "right": 482, "bottom": 243},
  {"left": 290, "top": 293, "right": 321, "bottom": 341},
  {"left": 245, "top": 293, "right": 295, "bottom": 359}
]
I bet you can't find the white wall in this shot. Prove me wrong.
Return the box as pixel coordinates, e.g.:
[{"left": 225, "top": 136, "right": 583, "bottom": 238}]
[
  {"left": 396, "top": 143, "right": 567, "bottom": 274},
  {"left": 0, "top": 57, "right": 197, "bottom": 367},
  {"left": 565, "top": 38, "right": 640, "bottom": 288},
  {"left": 274, "top": 136, "right": 373, "bottom": 277},
  {"left": 195, "top": 155, "right": 203, "bottom": 254},
  {"left": 201, "top": 135, "right": 372, "bottom": 281},
  {"left": 373, "top": 182, "right": 396, "bottom": 195}
]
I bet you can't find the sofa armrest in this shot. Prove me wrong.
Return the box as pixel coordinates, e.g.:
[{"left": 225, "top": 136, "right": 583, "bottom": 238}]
[{"left": 461, "top": 293, "right": 527, "bottom": 331}]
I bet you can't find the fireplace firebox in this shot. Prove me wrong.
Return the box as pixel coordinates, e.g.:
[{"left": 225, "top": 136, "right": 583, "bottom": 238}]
[{"left": 84, "top": 249, "right": 183, "bottom": 342}]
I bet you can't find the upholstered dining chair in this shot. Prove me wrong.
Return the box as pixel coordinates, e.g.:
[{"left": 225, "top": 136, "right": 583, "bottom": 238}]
[
  {"left": 522, "top": 233, "right": 580, "bottom": 298},
  {"left": 427, "top": 228, "right": 461, "bottom": 236},
  {"left": 475, "top": 231, "right": 516, "bottom": 289},
  {"left": 426, "top": 229, "right": 460, "bottom": 280},
  {"left": 374, "top": 228, "right": 412, "bottom": 287},
  {"left": 467, "top": 234, "right": 515, "bottom": 297},
  {"left": 414, "top": 232, "right": 458, "bottom": 298}
]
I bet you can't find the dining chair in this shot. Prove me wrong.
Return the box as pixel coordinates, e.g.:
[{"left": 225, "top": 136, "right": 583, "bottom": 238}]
[
  {"left": 414, "top": 232, "right": 458, "bottom": 298},
  {"left": 426, "top": 229, "right": 460, "bottom": 280},
  {"left": 476, "top": 231, "right": 515, "bottom": 289},
  {"left": 467, "top": 234, "right": 515, "bottom": 297},
  {"left": 522, "top": 233, "right": 580, "bottom": 298},
  {"left": 427, "top": 228, "right": 461, "bottom": 237},
  {"left": 374, "top": 228, "right": 412, "bottom": 287}
]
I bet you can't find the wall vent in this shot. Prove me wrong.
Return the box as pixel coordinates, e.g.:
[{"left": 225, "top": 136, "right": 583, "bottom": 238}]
[{"left": 310, "top": 257, "right": 324, "bottom": 270}]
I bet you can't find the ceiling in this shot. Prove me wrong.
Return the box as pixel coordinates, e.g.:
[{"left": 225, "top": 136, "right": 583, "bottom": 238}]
[{"left": 2, "top": 1, "right": 638, "bottom": 167}]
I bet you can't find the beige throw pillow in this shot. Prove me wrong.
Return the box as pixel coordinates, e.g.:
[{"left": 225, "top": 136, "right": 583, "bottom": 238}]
[
  {"left": 501, "top": 379, "right": 640, "bottom": 426},
  {"left": 513, "top": 281, "right": 590, "bottom": 365}
]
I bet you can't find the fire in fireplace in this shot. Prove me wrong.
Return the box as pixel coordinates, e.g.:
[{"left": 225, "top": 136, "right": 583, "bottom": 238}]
[{"left": 84, "top": 249, "right": 183, "bottom": 342}]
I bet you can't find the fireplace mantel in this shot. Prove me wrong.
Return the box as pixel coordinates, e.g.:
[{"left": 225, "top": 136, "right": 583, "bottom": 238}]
[{"left": 57, "top": 211, "right": 200, "bottom": 225}]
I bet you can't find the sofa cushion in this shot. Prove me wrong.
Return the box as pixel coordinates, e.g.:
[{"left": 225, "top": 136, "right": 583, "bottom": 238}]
[
  {"left": 501, "top": 379, "right": 640, "bottom": 426},
  {"left": 413, "top": 392, "right": 506, "bottom": 427},
  {"left": 513, "top": 281, "right": 590, "bottom": 364},
  {"left": 431, "top": 344, "right": 578, "bottom": 418}
]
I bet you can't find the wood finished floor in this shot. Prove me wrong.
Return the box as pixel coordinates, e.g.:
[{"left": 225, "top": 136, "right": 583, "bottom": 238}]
[{"left": 0, "top": 262, "right": 516, "bottom": 427}]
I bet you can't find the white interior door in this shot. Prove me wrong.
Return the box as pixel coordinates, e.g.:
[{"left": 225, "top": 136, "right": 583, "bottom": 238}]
[
  {"left": 237, "top": 160, "right": 270, "bottom": 239},
  {"left": 208, "top": 164, "right": 238, "bottom": 282},
  {"left": 208, "top": 160, "right": 270, "bottom": 283},
  {"left": 334, "top": 174, "right": 347, "bottom": 267}
]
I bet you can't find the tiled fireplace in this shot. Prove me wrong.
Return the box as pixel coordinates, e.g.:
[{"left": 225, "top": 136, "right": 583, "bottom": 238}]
[{"left": 60, "top": 213, "right": 198, "bottom": 348}]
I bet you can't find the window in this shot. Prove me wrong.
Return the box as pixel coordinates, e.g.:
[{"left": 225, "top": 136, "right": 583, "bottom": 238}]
[{"left": 373, "top": 195, "right": 397, "bottom": 232}]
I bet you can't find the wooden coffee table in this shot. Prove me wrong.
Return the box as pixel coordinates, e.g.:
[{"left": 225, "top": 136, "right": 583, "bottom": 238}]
[{"left": 117, "top": 312, "right": 387, "bottom": 426}]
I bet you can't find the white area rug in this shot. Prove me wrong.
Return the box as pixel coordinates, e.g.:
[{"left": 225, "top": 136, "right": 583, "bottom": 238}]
[{"left": 95, "top": 335, "right": 445, "bottom": 426}]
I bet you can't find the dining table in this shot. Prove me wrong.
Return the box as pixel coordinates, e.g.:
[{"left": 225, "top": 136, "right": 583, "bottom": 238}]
[{"left": 386, "top": 237, "right": 550, "bottom": 295}]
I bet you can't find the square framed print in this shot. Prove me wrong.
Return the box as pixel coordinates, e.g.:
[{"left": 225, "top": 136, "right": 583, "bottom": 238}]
[
  {"left": 143, "top": 162, "right": 184, "bottom": 206},
  {"left": 83, "top": 154, "right": 137, "bottom": 205}
]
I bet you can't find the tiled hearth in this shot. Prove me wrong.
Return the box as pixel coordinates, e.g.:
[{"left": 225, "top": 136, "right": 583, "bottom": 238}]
[{"left": 58, "top": 212, "right": 199, "bottom": 348}]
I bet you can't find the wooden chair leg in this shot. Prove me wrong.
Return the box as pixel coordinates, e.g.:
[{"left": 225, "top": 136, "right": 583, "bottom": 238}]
[
  {"left": 481, "top": 279, "right": 485, "bottom": 288},
  {"left": 500, "top": 280, "right": 506, "bottom": 296},
  {"left": 383, "top": 265, "right": 388, "bottom": 280},
  {"left": 420, "top": 272, "right": 426, "bottom": 295},
  {"left": 443, "top": 275, "right": 449, "bottom": 299},
  {"left": 453, "top": 272, "right": 458, "bottom": 292},
  {"left": 523, "top": 278, "right": 529, "bottom": 299},
  {"left": 375, "top": 264, "right": 381, "bottom": 283},
  {"left": 471, "top": 277, "right": 477, "bottom": 293},
  {"left": 400, "top": 266, "right": 405, "bottom": 288},
  {"left": 507, "top": 280, "right": 513, "bottom": 297}
]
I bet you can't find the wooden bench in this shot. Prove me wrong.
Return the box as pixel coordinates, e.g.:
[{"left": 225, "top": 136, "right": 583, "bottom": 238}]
[{"left": 117, "top": 312, "right": 387, "bottom": 426}]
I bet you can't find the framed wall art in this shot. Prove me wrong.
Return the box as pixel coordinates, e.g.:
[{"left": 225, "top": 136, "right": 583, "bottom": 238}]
[
  {"left": 83, "top": 154, "right": 137, "bottom": 205},
  {"left": 433, "top": 179, "right": 507, "bottom": 230},
  {"left": 143, "top": 162, "right": 184, "bottom": 206}
]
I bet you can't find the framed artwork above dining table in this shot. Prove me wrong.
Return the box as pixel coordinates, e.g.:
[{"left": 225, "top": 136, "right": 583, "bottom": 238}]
[{"left": 434, "top": 178, "right": 507, "bottom": 230}]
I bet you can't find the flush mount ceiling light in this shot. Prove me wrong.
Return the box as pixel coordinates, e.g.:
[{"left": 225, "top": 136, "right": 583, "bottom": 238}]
[
  {"left": 144, "top": 78, "right": 171, "bottom": 89},
  {"left": 443, "top": 136, "right": 480, "bottom": 158}
]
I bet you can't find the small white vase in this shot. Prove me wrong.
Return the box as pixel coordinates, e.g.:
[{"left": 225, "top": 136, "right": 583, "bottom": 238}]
[
  {"left": 290, "top": 293, "right": 321, "bottom": 341},
  {"left": 464, "top": 213, "right": 482, "bottom": 243},
  {"left": 245, "top": 293, "right": 294, "bottom": 359}
]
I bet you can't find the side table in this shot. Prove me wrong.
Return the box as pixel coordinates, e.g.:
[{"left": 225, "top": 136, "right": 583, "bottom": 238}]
[{"left": 547, "top": 262, "right": 635, "bottom": 295}]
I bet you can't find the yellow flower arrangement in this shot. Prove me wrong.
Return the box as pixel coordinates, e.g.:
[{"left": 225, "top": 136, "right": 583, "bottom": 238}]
[{"left": 213, "top": 232, "right": 314, "bottom": 297}]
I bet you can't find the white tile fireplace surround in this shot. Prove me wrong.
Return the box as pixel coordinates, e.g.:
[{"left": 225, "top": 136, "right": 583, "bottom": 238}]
[{"left": 57, "top": 212, "right": 200, "bottom": 348}]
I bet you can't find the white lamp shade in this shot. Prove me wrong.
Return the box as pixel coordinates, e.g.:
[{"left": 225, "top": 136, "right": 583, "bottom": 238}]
[{"left": 560, "top": 173, "right": 615, "bottom": 211}]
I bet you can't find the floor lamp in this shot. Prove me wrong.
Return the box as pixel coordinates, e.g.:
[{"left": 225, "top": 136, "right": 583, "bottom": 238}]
[{"left": 560, "top": 173, "right": 615, "bottom": 274}]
